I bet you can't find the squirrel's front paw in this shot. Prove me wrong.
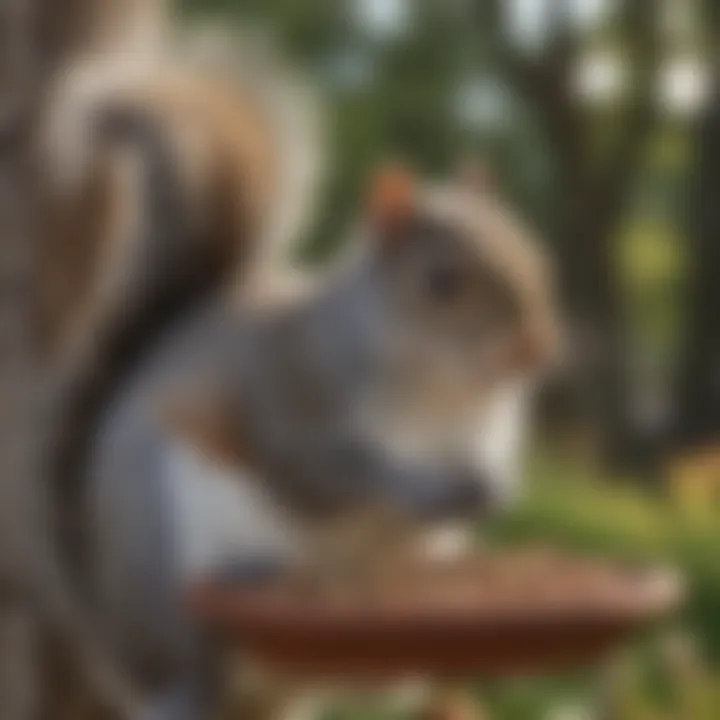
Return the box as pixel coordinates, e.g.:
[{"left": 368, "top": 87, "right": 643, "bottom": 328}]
[{"left": 392, "top": 465, "right": 494, "bottom": 523}]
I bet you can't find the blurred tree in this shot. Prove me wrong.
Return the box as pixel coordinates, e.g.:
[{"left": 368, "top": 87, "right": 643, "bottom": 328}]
[
  {"left": 475, "top": 0, "right": 662, "bottom": 470},
  {"left": 671, "top": 84, "right": 720, "bottom": 452},
  {"left": 665, "top": 0, "right": 720, "bottom": 454},
  {"left": 0, "top": 0, "right": 43, "bottom": 717}
]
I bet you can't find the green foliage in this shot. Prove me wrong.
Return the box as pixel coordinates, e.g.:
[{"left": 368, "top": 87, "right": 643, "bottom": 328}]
[{"left": 487, "top": 452, "right": 720, "bottom": 664}]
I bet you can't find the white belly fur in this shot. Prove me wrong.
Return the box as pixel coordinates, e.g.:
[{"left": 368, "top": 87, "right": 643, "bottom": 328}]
[{"left": 469, "top": 379, "right": 532, "bottom": 509}]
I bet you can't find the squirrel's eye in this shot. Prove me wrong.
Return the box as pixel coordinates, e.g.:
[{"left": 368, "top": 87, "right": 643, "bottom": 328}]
[{"left": 425, "top": 265, "right": 464, "bottom": 302}]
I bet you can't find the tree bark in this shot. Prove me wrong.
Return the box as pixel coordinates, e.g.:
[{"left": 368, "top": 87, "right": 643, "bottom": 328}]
[
  {"left": 671, "top": 89, "right": 720, "bottom": 452},
  {"left": 0, "top": 0, "right": 41, "bottom": 716}
]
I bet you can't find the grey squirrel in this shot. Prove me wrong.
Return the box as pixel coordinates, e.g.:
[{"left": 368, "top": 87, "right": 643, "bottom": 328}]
[
  {"left": 35, "top": 15, "right": 561, "bottom": 720},
  {"left": 39, "top": 158, "right": 561, "bottom": 720}
]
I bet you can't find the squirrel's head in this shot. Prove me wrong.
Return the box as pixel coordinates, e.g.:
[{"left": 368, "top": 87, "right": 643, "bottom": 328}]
[{"left": 362, "top": 159, "right": 563, "bottom": 395}]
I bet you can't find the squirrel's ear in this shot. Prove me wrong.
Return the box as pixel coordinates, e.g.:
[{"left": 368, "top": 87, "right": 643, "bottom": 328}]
[
  {"left": 367, "top": 162, "right": 415, "bottom": 234},
  {"left": 456, "top": 156, "right": 495, "bottom": 195}
]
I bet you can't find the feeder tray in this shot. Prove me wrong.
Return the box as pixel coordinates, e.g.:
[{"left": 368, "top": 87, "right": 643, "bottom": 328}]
[{"left": 189, "top": 548, "right": 683, "bottom": 680}]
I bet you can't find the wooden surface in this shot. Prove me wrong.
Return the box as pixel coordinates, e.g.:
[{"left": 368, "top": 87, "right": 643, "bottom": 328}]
[{"left": 190, "top": 563, "right": 683, "bottom": 681}]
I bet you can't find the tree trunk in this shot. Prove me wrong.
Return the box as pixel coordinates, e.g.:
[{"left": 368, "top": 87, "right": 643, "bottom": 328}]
[
  {"left": 534, "top": 160, "right": 638, "bottom": 474},
  {"left": 0, "top": 0, "right": 41, "bottom": 716},
  {"left": 671, "top": 89, "right": 720, "bottom": 452}
]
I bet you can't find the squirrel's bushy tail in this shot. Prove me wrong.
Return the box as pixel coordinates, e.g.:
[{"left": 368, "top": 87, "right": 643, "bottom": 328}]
[
  {"left": 171, "top": 19, "right": 328, "bottom": 271},
  {"left": 38, "top": 105, "right": 200, "bottom": 717},
  {"left": 37, "top": 22, "right": 328, "bottom": 715},
  {"left": 44, "top": 18, "right": 329, "bottom": 275}
]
